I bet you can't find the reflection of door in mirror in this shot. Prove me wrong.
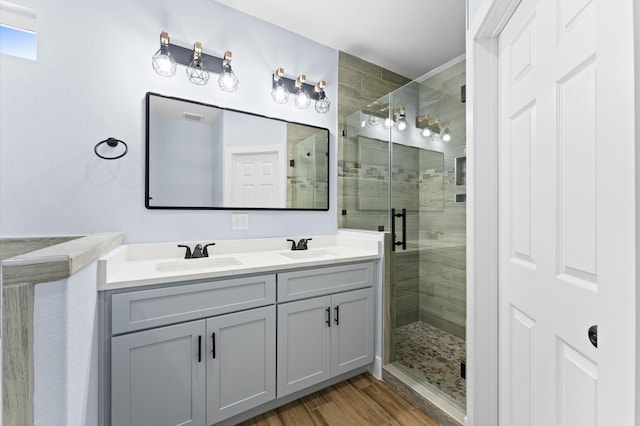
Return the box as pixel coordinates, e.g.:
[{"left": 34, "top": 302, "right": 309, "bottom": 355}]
[
  {"left": 146, "top": 92, "right": 330, "bottom": 210},
  {"left": 224, "top": 146, "right": 286, "bottom": 208}
]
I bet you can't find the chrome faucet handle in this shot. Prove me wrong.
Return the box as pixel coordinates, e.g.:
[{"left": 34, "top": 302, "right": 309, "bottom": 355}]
[
  {"left": 177, "top": 244, "right": 192, "bottom": 259},
  {"left": 203, "top": 243, "right": 216, "bottom": 257}
]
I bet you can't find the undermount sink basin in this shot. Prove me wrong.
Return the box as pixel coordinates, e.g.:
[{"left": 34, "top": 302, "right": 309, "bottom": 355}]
[
  {"left": 279, "top": 249, "right": 337, "bottom": 260},
  {"left": 156, "top": 256, "right": 242, "bottom": 272}
]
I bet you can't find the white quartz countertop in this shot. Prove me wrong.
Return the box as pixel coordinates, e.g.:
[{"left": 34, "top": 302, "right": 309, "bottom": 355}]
[{"left": 98, "top": 235, "right": 381, "bottom": 290}]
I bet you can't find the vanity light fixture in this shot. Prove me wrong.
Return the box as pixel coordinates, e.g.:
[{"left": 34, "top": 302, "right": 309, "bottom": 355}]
[
  {"left": 271, "top": 68, "right": 290, "bottom": 103},
  {"left": 271, "top": 68, "right": 330, "bottom": 113},
  {"left": 293, "top": 75, "right": 311, "bottom": 109},
  {"left": 218, "top": 51, "right": 239, "bottom": 92},
  {"left": 151, "top": 32, "right": 177, "bottom": 77},
  {"left": 186, "top": 42, "right": 210, "bottom": 85},
  {"left": 151, "top": 32, "right": 239, "bottom": 91}
]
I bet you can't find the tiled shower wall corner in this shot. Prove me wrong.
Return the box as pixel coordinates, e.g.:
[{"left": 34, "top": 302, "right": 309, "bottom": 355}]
[{"left": 337, "top": 52, "right": 411, "bottom": 229}]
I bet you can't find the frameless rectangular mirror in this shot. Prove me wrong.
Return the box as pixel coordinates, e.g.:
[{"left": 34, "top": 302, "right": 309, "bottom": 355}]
[{"left": 145, "top": 92, "right": 330, "bottom": 210}]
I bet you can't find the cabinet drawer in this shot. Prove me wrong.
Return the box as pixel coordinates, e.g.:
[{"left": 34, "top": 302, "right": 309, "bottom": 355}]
[
  {"left": 111, "top": 274, "right": 276, "bottom": 334},
  {"left": 277, "top": 262, "right": 374, "bottom": 302}
]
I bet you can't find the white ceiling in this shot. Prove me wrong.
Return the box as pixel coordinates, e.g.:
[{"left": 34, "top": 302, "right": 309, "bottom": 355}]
[{"left": 213, "top": 0, "right": 466, "bottom": 80}]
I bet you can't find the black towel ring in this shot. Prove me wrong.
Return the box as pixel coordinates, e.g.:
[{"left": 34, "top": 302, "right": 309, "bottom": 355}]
[{"left": 94, "top": 137, "right": 128, "bottom": 160}]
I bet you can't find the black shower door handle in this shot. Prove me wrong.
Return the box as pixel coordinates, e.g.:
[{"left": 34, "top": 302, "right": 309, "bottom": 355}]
[{"left": 391, "top": 208, "right": 407, "bottom": 251}]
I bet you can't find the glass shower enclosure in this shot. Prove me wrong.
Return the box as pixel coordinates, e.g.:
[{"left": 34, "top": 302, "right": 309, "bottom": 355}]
[{"left": 339, "top": 56, "right": 466, "bottom": 412}]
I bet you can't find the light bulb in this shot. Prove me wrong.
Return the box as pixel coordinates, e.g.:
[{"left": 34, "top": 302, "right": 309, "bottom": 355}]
[
  {"left": 314, "top": 91, "right": 330, "bottom": 114},
  {"left": 422, "top": 128, "right": 431, "bottom": 137},
  {"left": 186, "top": 42, "right": 209, "bottom": 85},
  {"left": 152, "top": 32, "right": 176, "bottom": 77},
  {"left": 272, "top": 83, "right": 289, "bottom": 103},
  {"left": 396, "top": 117, "right": 407, "bottom": 131},
  {"left": 218, "top": 67, "right": 239, "bottom": 92},
  {"left": 442, "top": 128, "right": 451, "bottom": 142},
  {"left": 294, "top": 89, "right": 311, "bottom": 109}
]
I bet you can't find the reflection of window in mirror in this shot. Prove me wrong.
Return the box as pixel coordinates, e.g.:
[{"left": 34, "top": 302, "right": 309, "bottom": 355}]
[{"left": 0, "top": 2, "right": 37, "bottom": 61}]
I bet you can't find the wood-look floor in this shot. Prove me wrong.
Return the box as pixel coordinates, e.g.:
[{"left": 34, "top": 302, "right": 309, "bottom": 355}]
[{"left": 238, "top": 373, "right": 439, "bottom": 426}]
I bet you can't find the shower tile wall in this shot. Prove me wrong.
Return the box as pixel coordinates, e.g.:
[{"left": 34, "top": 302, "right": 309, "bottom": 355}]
[{"left": 337, "top": 52, "right": 410, "bottom": 230}]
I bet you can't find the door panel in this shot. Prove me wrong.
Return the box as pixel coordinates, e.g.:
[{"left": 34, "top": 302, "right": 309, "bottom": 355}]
[
  {"left": 206, "top": 306, "right": 276, "bottom": 425},
  {"left": 277, "top": 296, "right": 331, "bottom": 397},
  {"left": 111, "top": 321, "right": 206, "bottom": 426},
  {"left": 498, "top": 0, "right": 604, "bottom": 424},
  {"left": 330, "top": 288, "right": 375, "bottom": 376}
]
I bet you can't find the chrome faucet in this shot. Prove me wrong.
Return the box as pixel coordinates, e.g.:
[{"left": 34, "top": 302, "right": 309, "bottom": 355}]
[
  {"left": 287, "top": 238, "right": 312, "bottom": 251},
  {"left": 177, "top": 243, "right": 216, "bottom": 259}
]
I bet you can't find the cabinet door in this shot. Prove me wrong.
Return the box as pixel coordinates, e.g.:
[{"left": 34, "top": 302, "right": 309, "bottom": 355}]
[
  {"left": 111, "top": 320, "right": 206, "bottom": 426},
  {"left": 277, "top": 296, "right": 331, "bottom": 397},
  {"left": 206, "top": 306, "right": 276, "bottom": 425},
  {"left": 331, "top": 287, "right": 375, "bottom": 376}
]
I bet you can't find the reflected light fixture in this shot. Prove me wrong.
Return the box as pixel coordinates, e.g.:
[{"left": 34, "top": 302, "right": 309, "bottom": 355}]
[
  {"left": 293, "top": 75, "right": 311, "bottom": 109},
  {"left": 383, "top": 118, "right": 391, "bottom": 129},
  {"left": 360, "top": 120, "right": 366, "bottom": 128},
  {"left": 313, "top": 81, "right": 330, "bottom": 114},
  {"left": 442, "top": 127, "right": 451, "bottom": 142},
  {"left": 151, "top": 32, "right": 177, "bottom": 77},
  {"left": 218, "top": 51, "right": 239, "bottom": 92},
  {"left": 186, "top": 42, "right": 210, "bottom": 85},
  {"left": 367, "top": 115, "right": 381, "bottom": 126},
  {"left": 394, "top": 107, "right": 407, "bottom": 131},
  {"left": 271, "top": 68, "right": 290, "bottom": 103}
]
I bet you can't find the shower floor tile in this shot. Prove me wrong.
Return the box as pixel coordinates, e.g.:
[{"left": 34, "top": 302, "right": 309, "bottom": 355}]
[{"left": 394, "top": 321, "right": 466, "bottom": 407}]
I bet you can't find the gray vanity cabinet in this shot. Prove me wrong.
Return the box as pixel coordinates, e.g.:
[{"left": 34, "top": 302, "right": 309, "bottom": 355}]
[
  {"left": 206, "top": 306, "right": 276, "bottom": 425},
  {"left": 111, "top": 320, "right": 206, "bottom": 426},
  {"left": 277, "top": 286, "right": 375, "bottom": 398},
  {"left": 105, "top": 274, "right": 277, "bottom": 426}
]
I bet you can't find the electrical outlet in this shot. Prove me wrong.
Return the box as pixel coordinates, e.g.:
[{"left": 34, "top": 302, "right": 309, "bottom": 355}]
[{"left": 231, "top": 213, "right": 249, "bottom": 230}]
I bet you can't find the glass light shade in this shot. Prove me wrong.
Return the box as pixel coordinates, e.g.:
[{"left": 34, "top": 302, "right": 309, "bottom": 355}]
[
  {"left": 367, "top": 116, "right": 381, "bottom": 126},
  {"left": 382, "top": 118, "right": 391, "bottom": 128},
  {"left": 271, "top": 83, "right": 289, "bottom": 103},
  {"left": 186, "top": 58, "right": 210, "bottom": 85},
  {"left": 396, "top": 117, "right": 407, "bottom": 131},
  {"left": 151, "top": 46, "right": 176, "bottom": 77},
  {"left": 314, "top": 93, "right": 330, "bottom": 114},
  {"left": 218, "top": 64, "right": 239, "bottom": 92},
  {"left": 442, "top": 128, "right": 451, "bottom": 142},
  {"left": 294, "top": 89, "right": 311, "bottom": 109},
  {"left": 422, "top": 128, "right": 431, "bottom": 137}
]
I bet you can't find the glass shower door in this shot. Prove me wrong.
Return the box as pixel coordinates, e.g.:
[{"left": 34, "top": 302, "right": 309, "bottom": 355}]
[{"left": 388, "top": 58, "right": 467, "bottom": 410}]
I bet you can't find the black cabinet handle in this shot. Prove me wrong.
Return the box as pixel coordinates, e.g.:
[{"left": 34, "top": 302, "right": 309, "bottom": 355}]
[
  {"left": 198, "top": 335, "right": 202, "bottom": 363},
  {"left": 335, "top": 305, "right": 340, "bottom": 325},
  {"left": 326, "top": 307, "right": 331, "bottom": 327},
  {"left": 212, "top": 333, "right": 216, "bottom": 359}
]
